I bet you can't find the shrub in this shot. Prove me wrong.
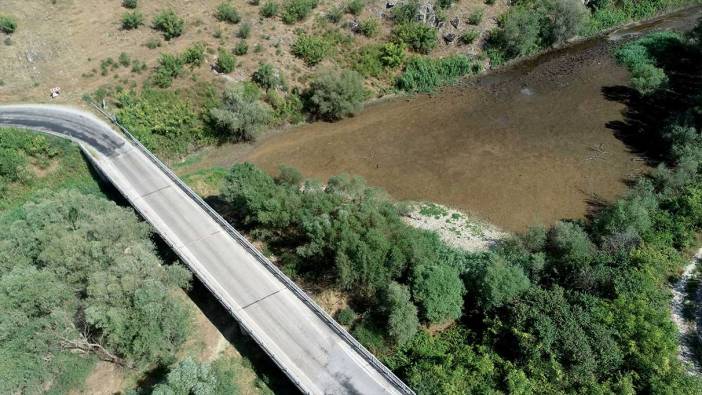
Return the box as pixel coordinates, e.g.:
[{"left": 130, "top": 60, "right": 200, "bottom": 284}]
[
  {"left": 385, "top": 282, "right": 419, "bottom": 346},
  {"left": 252, "top": 63, "right": 282, "bottom": 90},
  {"left": 380, "top": 42, "right": 405, "bottom": 68},
  {"left": 412, "top": 264, "right": 465, "bottom": 323},
  {"left": 305, "top": 68, "right": 366, "bottom": 121},
  {"left": 468, "top": 9, "right": 484, "bottom": 25},
  {"left": 181, "top": 43, "right": 206, "bottom": 66},
  {"left": 437, "top": 0, "right": 454, "bottom": 9},
  {"left": 352, "top": 45, "right": 384, "bottom": 77},
  {"left": 486, "top": 6, "right": 542, "bottom": 61},
  {"left": 151, "top": 53, "right": 184, "bottom": 88},
  {"left": 122, "top": 0, "right": 138, "bottom": 9},
  {"left": 392, "top": 0, "right": 420, "bottom": 24},
  {"left": 346, "top": 0, "right": 365, "bottom": 16},
  {"left": 336, "top": 308, "right": 357, "bottom": 325},
  {"left": 121, "top": 11, "right": 144, "bottom": 30},
  {"left": 280, "top": 0, "right": 318, "bottom": 24},
  {"left": 152, "top": 10, "right": 185, "bottom": 40},
  {"left": 118, "top": 52, "right": 131, "bottom": 67},
  {"left": 357, "top": 18, "right": 379, "bottom": 38},
  {"left": 146, "top": 37, "right": 161, "bottom": 49},
  {"left": 543, "top": 0, "right": 589, "bottom": 45},
  {"left": 210, "top": 84, "right": 272, "bottom": 141},
  {"left": 396, "top": 55, "right": 475, "bottom": 92},
  {"left": 327, "top": 7, "right": 344, "bottom": 23},
  {"left": 0, "top": 15, "right": 17, "bottom": 34},
  {"left": 215, "top": 2, "right": 241, "bottom": 23},
  {"left": 233, "top": 40, "right": 249, "bottom": 56},
  {"left": 392, "top": 22, "right": 437, "bottom": 54},
  {"left": 291, "top": 34, "right": 331, "bottom": 65},
  {"left": 238, "top": 22, "right": 252, "bottom": 38},
  {"left": 216, "top": 49, "right": 236, "bottom": 73},
  {"left": 260, "top": 1, "right": 279, "bottom": 18},
  {"left": 459, "top": 29, "right": 479, "bottom": 44}
]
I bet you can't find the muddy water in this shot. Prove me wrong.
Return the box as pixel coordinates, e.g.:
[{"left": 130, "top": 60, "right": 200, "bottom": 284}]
[{"left": 240, "top": 7, "right": 702, "bottom": 232}]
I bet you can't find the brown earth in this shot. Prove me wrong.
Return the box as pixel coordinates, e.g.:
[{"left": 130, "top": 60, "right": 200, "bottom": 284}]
[{"left": 179, "top": 38, "right": 647, "bottom": 233}]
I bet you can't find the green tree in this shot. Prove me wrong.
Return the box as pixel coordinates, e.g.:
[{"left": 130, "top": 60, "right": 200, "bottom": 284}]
[
  {"left": 475, "top": 255, "right": 531, "bottom": 310},
  {"left": 153, "top": 358, "right": 217, "bottom": 395},
  {"left": 305, "top": 68, "right": 366, "bottom": 121},
  {"left": 412, "top": 264, "right": 464, "bottom": 323},
  {"left": 210, "top": 84, "right": 272, "bottom": 141},
  {"left": 385, "top": 282, "right": 419, "bottom": 346}
]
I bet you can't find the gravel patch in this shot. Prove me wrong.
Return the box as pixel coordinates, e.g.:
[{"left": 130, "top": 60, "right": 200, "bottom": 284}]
[{"left": 403, "top": 202, "right": 508, "bottom": 253}]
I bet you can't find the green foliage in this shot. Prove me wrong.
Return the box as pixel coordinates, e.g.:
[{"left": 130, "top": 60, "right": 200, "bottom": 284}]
[
  {"left": 291, "top": 33, "right": 331, "bottom": 65},
  {"left": 182, "top": 42, "right": 206, "bottom": 66},
  {"left": 346, "top": 0, "right": 365, "bottom": 15},
  {"left": 252, "top": 63, "right": 282, "bottom": 90},
  {"left": 0, "top": 15, "right": 17, "bottom": 34},
  {"left": 238, "top": 21, "right": 252, "bottom": 38},
  {"left": 437, "top": 0, "right": 455, "bottom": 9},
  {"left": 336, "top": 307, "right": 358, "bottom": 325},
  {"left": 0, "top": 190, "right": 192, "bottom": 392},
  {"left": 121, "top": 10, "right": 144, "bottom": 30},
  {"left": 412, "top": 264, "right": 465, "bottom": 323},
  {"left": 215, "top": 2, "right": 241, "bottom": 24},
  {"left": 151, "top": 53, "right": 184, "bottom": 88},
  {"left": 233, "top": 40, "right": 249, "bottom": 55},
  {"left": 260, "top": 1, "right": 279, "bottom": 17},
  {"left": 468, "top": 9, "right": 484, "bottom": 25},
  {"left": 305, "top": 68, "right": 366, "bottom": 121},
  {"left": 615, "top": 31, "right": 683, "bottom": 94},
  {"left": 380, "top": 42, "right": 406, "bottom": 68},
  {"left": 117, "top": 89, "right": 205, "bottom": 155},
  {"left": 280, "top": 0, "right": 318, "bottom": 24},
  {"left": 210, "top": 84, "right": 272, "bottom": 141},
  {"left": 152, "top": 10, "right": 185, "bottom": 40},
  {"left": 392, "top": 22, "right": 437, "bottom": 54},
  {"left": 396, "top": 54, "right": 477, "bottom": 93},
  {"left": 327, "top": 6, "right": 344, "bottom": 23},
  {"left": 392, "top": 0, "right": 420, "bottom": 24},
  {"left": 122, "top": 0, "right": 138, "bottom": 9},
  {"left": 153, "top": 358, "right": 217, "bottom": 395},
  {"left": 385, "top": 282, "right": 419, "bottom": 345},
  {"left": 459, "top": 29, "right": 479, "bottom": 45},
  {"left": 358, "top": 18, "right": 380, "bottom": 37},
  {"left": 216, "top": 48, "right": 236, "bottom": 73}
]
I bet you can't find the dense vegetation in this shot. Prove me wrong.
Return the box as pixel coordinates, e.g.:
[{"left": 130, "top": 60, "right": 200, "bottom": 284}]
[
  {"left": 486, "top": 0, "right": 697, "bottom": 64},
  {"left": 218, "top": 24, "right": 702, "bottom": 393},
  {"left": 0, "top": 181, "right": 193, "bottom": 392}
]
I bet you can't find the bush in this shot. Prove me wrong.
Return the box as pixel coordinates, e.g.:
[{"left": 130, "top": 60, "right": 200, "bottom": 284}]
[
  {"left": 468, "top": 9, "right": 484, "bottom": 25},
  {"left": 280, "top": 0, "right": 318, "bottom": 24},
  {"left": 121, "top": 11, "right": 144, "bottom": 30},
  {"left": 385, "top": 282, "right": 419, "bottom": 346},
  {"left": 396, "top": 55, "right": 476, "bottom": 92},
  {"left": 215, "top": 2, "right": 241, "bottom": 23},
  {"left": 238, "top": 22, "right": 251, "bottom": 38},
  {"left": 260, "top": 1, "right": 279, "bottom": 17},
  {"left": 210, "top": 84, "right": 272, "bottom": 141},
  {"left": 291, "top": 34, "right": 331, "bottom": 65},
  {"left": 122, "top": 0, "right": 138, "bottom": 9},
  {"left": 118, "top": 52, "right": 131, "bottom": 67},
  {"left": 392, "top": 0, "right": 420, "bottom": 24},
  {"left": 216, "top": 48, "right": 236, "bottom": 73},
  {"left": 305, "top": 68, "right": 366, "bottom": 121},
  {"left": 412, "top": 264, "right": 465, "bottom": 323},
  {"left": 437, "top": 0, "right": 454, "bottom": 9},
  {"left": 233, "top": 40, "right": 249, "bottom": 56},
  {"left": 459, "top": 29, "right": 479, "bottom": 45},
  {"left": 380, "top": 42, "right": 405, "bottom": 68},
  {"left": 327, "top": 7, "right": 344, "bottom": 23},
  {"left": 336, "top": 307, "right": 357, "bottom": 325},
  {"left": 346, "top": 0, "right": 365, "bottom": 15},
  {"left": 392, "top": 22, "right": 437, "bottom": 54},
  {"left": 0, "top": 15, "right": 17, "bottom": 34},
  {"left": 252, "top": 63, "right": 282, "bottom": 90},
  {"left": 151, "top": 53, "right": 183, "bottom": 88},
  {"left": 543, "top": 0, "right": 589, "bottom": 45},
  {"left": 152, "top": 10, "right": 185, "bottom": 40},
  {"left": 181, "top": 42, "right": 206, "bottom": 66},
  {"left": 357, "top": 18, "right": 379, "bottom": 38}
]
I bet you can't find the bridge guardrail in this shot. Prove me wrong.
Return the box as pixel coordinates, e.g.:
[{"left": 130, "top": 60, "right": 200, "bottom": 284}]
[{"left": 90, "top": 103, "right": 415, "bottom": 395}]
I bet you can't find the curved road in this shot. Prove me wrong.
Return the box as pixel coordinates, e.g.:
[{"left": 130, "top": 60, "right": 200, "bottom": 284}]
[{"left": 0, "top": 105, "right": 413, "bottom": 395}]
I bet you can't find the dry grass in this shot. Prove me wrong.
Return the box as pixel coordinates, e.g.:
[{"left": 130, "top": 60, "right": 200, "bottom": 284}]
[{"left": 0, "top": 0, "right": 508, "bottom": 104}]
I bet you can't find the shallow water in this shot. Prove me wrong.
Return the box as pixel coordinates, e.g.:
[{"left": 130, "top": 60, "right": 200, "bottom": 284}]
[{"left": 241, "top": 7, "right": 702, "bottom": 232}]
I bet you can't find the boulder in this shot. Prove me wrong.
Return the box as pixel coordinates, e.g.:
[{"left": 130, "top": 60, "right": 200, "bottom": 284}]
[
  {"left": 450, "top": 16, "right": 459, "bottom": 29},
  {"left": 443, "top": 33, "right": 456, "bottom": 43}
]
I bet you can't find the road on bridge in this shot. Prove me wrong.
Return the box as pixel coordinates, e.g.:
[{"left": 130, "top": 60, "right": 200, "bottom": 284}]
[{"left": 0, "top": 104, "right": 414, "bottom": 395}]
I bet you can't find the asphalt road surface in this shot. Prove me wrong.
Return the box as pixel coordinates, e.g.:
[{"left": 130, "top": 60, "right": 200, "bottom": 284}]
[{"left": 0, "top": 104, "right": 413, "bottom": 395}]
